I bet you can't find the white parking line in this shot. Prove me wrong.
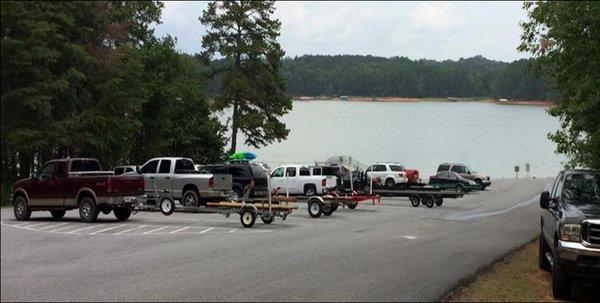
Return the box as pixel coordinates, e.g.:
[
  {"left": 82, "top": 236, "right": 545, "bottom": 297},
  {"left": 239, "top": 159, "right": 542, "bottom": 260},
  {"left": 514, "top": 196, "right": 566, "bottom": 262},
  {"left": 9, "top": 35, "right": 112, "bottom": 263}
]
[
  {"left": 24, "top": 223, "right": 50, "bottom": 229},
  {"left": 66, "top": 225, "right": 101, "bottom": 234},
  {"left": 89, "top": 225, "right": 125, "bottom": 235},
  {"left": 115, "top": 225, "right": 147, "bottom": 235},
  {"left": 48, "top": 224, "right": 78, "bottom": 232},
  {"left": 37, "top": 223, "right": 68, "bottom": 230},
  {"left": 169, "top": 226, "right": 190, "bottom": 234},
  {"left": 198, "top": 227, "right": 214, "bottom": 234},
  {"left": 143, "top": 226, "right": 168, "bottom": 235},
  {"left": 228, "top": 229, "right": 237, "bottom": 233}
]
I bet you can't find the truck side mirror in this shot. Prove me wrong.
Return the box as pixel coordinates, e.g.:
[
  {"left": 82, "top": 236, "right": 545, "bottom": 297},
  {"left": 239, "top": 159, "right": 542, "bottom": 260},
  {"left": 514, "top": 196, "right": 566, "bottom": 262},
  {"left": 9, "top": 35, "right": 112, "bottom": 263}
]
[
  {"left": 136, "top": 166, "right": 141, "bottom": 174},
  {"left": 540, "top": 191, "right": 550, "bottom": 209}
]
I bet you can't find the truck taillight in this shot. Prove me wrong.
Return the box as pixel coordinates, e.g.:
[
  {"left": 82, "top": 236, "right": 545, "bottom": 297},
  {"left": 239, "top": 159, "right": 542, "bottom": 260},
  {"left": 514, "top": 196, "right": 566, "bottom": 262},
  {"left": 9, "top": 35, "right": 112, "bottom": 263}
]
[
  {"left": 322, "top": 178, "right": 326, "bottom": 186},
  {"left": 107, "top": 177, "right": 112, "bottom": 193},
  {"left": 209, "top": 177, "right": 214, "bottom": 188}
]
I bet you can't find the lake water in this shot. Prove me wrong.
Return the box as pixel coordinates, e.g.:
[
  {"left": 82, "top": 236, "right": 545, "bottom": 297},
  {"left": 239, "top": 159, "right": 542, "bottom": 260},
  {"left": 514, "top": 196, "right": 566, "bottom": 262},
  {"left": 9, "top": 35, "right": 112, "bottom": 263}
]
[{"left": 241, "top": 101, "right": 566, "bottom": 179}]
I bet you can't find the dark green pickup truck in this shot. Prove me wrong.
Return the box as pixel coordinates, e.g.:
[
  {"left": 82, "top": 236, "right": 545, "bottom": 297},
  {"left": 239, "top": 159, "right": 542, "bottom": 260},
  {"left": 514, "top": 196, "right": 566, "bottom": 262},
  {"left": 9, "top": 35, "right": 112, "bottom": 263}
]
[{"left": 539, "top": 170, "right": 600, "bottom": 300}]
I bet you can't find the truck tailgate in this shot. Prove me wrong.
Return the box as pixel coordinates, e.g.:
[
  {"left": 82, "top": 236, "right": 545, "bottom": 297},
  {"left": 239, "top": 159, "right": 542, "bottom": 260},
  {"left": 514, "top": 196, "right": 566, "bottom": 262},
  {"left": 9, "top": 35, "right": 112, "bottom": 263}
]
[
  {"left": 110, "top": 175, "right": 145, "bottom": 196},
  {"left": 211, "top": 174, "right": 233, "bottom": 191}
]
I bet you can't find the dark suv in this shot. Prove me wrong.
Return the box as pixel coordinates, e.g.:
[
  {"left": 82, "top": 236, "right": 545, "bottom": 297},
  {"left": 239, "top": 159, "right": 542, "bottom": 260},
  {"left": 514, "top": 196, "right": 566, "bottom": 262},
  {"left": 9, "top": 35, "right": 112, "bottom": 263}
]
[
  {"left": 203, "top": 163, "right": 268, "bottom": 199},
  {"left": 539, "top": 170, "right": 600, "bottom": 299}
]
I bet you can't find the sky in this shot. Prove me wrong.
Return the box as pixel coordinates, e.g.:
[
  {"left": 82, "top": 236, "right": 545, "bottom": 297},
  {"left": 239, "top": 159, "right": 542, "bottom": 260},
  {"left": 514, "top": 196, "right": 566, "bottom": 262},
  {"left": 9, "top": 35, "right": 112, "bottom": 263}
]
[{"left": 153, "top": 1, "right": 530, "bottom": 62}]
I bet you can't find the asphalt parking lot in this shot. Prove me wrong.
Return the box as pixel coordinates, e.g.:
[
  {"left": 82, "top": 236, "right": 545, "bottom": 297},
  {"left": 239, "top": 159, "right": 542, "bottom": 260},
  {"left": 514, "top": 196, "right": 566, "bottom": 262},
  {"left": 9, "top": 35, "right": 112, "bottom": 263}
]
[{"left": 1, "top": 178, "right": 549, "bottom": 301}]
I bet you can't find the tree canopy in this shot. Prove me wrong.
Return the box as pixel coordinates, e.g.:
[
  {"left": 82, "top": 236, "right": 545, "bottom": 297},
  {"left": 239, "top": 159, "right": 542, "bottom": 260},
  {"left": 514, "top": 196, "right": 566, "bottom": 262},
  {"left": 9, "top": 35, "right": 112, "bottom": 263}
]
[
  {"left": 1, "top": 1, "right": 225, "bottom": 183},
  {"left": 519, "top": 1, "right": 600, "bottom": 169},
  {"left": 200, "top": 0, "right": 292, "bottom": 154}
]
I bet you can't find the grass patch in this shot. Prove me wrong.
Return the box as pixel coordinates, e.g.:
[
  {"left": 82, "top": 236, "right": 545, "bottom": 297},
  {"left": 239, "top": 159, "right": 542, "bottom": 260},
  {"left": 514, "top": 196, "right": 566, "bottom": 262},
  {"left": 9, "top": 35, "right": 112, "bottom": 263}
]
[{"left": 445, "top": 239, "right": 556, "bottom": 302}]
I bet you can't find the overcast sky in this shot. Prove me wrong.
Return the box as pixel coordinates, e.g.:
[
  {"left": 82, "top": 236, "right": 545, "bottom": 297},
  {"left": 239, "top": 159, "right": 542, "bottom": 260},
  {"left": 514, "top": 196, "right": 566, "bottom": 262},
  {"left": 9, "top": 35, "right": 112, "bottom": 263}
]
[{"left": 153, "top": 1, "right": 530, "bottom": 62}]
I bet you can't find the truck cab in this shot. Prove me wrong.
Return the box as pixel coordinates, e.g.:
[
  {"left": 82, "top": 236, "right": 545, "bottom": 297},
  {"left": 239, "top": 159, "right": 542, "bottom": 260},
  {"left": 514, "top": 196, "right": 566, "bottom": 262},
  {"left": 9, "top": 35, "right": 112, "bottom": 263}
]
[
  {"left": 270, "top": 164, "right": 337, "bottom": 196},
  {"left": 539, "top": 170, "right": 600, "bottom": 299}
]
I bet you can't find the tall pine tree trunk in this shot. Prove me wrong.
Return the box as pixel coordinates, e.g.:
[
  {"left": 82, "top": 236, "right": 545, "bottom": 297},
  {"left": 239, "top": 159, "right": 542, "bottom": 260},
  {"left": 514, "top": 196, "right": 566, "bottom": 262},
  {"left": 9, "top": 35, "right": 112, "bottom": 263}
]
[{"left": 230, "top": 100, "right": 238, "bottom": 154}]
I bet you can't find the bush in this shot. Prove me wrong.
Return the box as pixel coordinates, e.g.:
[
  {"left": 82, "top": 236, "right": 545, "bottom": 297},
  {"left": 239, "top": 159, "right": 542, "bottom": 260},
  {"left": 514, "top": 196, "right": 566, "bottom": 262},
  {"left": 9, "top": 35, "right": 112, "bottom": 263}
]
[{"left": 1, "top": 183, "right": 12, "bottom": 207}]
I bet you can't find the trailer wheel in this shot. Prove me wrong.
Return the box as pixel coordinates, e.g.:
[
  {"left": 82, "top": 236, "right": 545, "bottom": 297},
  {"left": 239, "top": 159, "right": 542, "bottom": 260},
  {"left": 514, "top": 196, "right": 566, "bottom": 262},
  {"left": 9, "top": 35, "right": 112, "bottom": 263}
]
[
  {"left": 261, "top": 214, "right": 274, "bottom": 224},
  {"left": 434, "top": 196, "right": 443, "bottom": 206},
  {"left": 322, "top": 203, "right": 335, "bottom": 216},
  {"left": 114, "top": 206, "right": 132, "bottom": 221},
  {"left": 308, "top": 199, "right": 323, "bottom": 218},
  {"left": 409, "top": 194, "right": 420, "bottom": 207},
  {"left": 423, "top": 195, "right": 435, "bottom": 208},
  {"left": 159, "top": 197, "right": 175, "bottom": 216},
  {"left": 331, "top": 202, "right": 339, "bottom": 212},
  {"left": 347, "top": 201, "right": 358, "bottom": 209},
  {"left": 240, "top": 208, "right": 256, "bottom": 228}
]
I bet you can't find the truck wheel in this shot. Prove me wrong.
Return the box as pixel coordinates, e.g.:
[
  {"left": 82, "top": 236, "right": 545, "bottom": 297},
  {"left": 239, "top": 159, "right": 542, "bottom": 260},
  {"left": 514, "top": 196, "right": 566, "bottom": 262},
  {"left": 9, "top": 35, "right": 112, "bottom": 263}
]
[
  {"left": 385, "top": 178, "right": 395, "bottom": 188},
  {"left": 308, "top": 199, "right": 323, "bottom": 218},
  {"left": 423, "top": 195, "right": 435, "bottom": 208},
  {"left": 552, "top": 249, "right": 572, "bottom": 300},
  {"left": 50, "top": 209, "right": 66, "bottom": 219},
  {"left": 13, "top": 196, "right": 31, "bottom": 221},
  {"left": 159, "top": 197, "right": 175, "bottom": 216},
  {"left": 182, "top": 190, "right": 198, "bottom": 207},
  {"left": 261, "top": 214, "right": 274, "bottom": 224},
  {"left": 409, "top": 194, "right": 420, "bottom": 207},
  {"left": 434, "top": 196, "right": 443, "bottom": 206},
  {"left": 114, "top": 206, "right": 132, "bottom": 221},
  {"left": 331, "top": 202, "right": 339, "bottom": 212},
  {"left": 304, "top": 185, "right": 317, "bottom": 196},
  {"left": 347, "top": 201, "right": 358, "bottom": 209},
  {"left": 538, "top": 233, "right": 551, "bottom": 272},
  {"left": 475, "top": 179, "right": 484, "bottom": 190},
  {"left": 240, "top": 208, "right": 256, "bottom": 228},
  {"left": 79, "top": 196, "right": 99, "bottom": 223},
  {"left": 455, "top": 184, "right": 464, "bottom": 195},
  {"left": 322, "top": 203, "right": 334, "bottom": 216}
]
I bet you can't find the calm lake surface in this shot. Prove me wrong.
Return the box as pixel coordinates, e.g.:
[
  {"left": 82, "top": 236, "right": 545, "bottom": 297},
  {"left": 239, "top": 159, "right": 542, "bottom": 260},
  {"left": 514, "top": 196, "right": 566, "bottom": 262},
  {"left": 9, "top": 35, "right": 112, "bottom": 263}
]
[{"left": 241, "top": 101, "right": 565, "bottom": 179}]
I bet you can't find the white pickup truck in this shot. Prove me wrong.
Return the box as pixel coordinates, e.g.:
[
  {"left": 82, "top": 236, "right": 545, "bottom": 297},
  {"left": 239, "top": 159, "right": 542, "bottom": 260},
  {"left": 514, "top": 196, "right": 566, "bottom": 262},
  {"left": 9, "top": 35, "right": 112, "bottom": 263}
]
[
  {"left": 139, "top": 157, "right": 232, "bottom": 206},
  {"left": 270, "top": 164, "right": 337, "bottom": 196}
]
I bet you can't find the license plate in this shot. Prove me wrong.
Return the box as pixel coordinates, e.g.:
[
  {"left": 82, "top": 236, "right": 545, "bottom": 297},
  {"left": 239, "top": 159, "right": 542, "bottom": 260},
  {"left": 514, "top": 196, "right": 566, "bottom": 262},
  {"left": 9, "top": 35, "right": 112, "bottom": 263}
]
[{"left": 124, "top": 196, "right": 132, "bottom": 202}]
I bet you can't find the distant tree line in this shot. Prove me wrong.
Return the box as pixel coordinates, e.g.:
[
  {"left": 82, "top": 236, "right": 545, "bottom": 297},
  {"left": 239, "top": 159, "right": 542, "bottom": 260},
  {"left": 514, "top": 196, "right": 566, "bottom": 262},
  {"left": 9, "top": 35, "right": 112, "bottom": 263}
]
[{"left": 276, "top": 55, "right": 549, "bottom": 100}]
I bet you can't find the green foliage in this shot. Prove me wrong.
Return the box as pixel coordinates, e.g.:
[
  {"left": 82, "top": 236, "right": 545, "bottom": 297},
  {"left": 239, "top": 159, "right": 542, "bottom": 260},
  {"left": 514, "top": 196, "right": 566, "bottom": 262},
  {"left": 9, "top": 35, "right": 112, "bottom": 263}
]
[
  {"left": 276, "top": 55, "right": 548, "bottom": 100},
  {"left": 1, "top": 1, "right": 226, "bottom": 183},
  {"left": 519, "top": 1, "right": 600, "bottom": 169},
  {"left": 200, "top": 1, "right": 292, "bottom": 153}
]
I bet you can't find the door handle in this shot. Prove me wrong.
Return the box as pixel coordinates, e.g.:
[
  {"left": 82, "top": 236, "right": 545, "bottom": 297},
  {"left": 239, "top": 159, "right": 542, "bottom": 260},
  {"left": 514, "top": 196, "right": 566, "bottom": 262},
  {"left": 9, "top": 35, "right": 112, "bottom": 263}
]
[{"left": 165, "top": 177, "right": 171, "bottom": 179}]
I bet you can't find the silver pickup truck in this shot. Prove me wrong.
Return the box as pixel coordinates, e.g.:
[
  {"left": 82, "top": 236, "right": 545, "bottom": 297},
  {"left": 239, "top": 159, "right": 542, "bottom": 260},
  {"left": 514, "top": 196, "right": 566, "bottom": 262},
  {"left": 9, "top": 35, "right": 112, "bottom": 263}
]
[{"left": 139, "top": 157, "right": 232, "bottom": 206}]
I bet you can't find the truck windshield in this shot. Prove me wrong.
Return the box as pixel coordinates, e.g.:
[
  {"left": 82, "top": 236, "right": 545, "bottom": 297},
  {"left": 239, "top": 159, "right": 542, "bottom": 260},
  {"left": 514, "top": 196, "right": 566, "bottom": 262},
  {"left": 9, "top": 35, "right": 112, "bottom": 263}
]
[
  {"left": 563, "top": 173, "right": 600, "bottom": 204},
  {"left": 71, "top": 160, "right": 101, "bottom": 172}
]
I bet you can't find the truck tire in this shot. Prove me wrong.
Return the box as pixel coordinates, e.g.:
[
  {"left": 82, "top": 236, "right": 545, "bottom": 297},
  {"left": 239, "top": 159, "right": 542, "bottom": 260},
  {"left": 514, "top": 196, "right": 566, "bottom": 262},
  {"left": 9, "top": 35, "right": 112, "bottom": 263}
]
[
  {"left": 434, "top": 196, "right": 443, "bottom": 206},
  {"left": 552, "top": 249, "right": 572, "bottom": 300},
  {"left": 79, "top": 196, "right": 99, "bottom": 223},
  {"left": 347, "top": 201, "right": 358, "bottom": 209},
  {"left": 240, "top": 208, "right": 256, "bottom": 228},
  {"left": 50, "top": 209, "right": 66, "bottom": 219},
  {"left": 475, "top": 179, "right": 484, "bottom": 190},
  {"left": 538, "top": 233, "right": 551, "bottom": 272},
  {"left": 455, "top": 184, "right": 464, "bottom": 195},
  {"left": 159, "top": 197, "right": 175, "bottom": 216},
  {"left": 423, "top": 195, "right": 435, "bottom": 208},
  {"left": 182, "top": 190, "right": 199, "bottom": 207},
  {"left": 308, "top": 199, "right": 323, "bottom": 218},
  {"left": 304, "top": 185, "right": 317, "bottom": 196},
  {"left": 409, "top": 194, "right": 420, "bottom": 207},
  {"left": 385, "top": 178, "right": 395, "bottom": 188},
  {"left": 261, "top": 214, "right": 274, "bottom": 224},
  {"left": 101, "top": 209, "right": 112, "bottom": 215},
  {"left": 114, "top": 206, "right": 132, "bottom": 221},
  {"left": 13, "top": 196, "right": 31, "bottom": 221},
  {"left": 322, "top": 203, "right": 334, "bottom": 216}
]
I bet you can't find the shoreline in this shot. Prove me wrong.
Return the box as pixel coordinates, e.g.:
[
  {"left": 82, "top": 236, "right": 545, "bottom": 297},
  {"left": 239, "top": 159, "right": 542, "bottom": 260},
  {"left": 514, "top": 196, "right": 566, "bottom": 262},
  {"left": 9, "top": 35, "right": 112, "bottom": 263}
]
[{"left": 292, "top": 96, "right": 554, "bottom": 107}]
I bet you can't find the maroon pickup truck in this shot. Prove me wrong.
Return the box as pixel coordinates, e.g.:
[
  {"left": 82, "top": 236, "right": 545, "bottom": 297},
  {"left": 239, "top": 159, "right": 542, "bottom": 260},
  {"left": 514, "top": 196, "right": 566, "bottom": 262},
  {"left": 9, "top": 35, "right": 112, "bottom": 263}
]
[{"left": 10, "top": 158, "right": 145, "bottom": 222}]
